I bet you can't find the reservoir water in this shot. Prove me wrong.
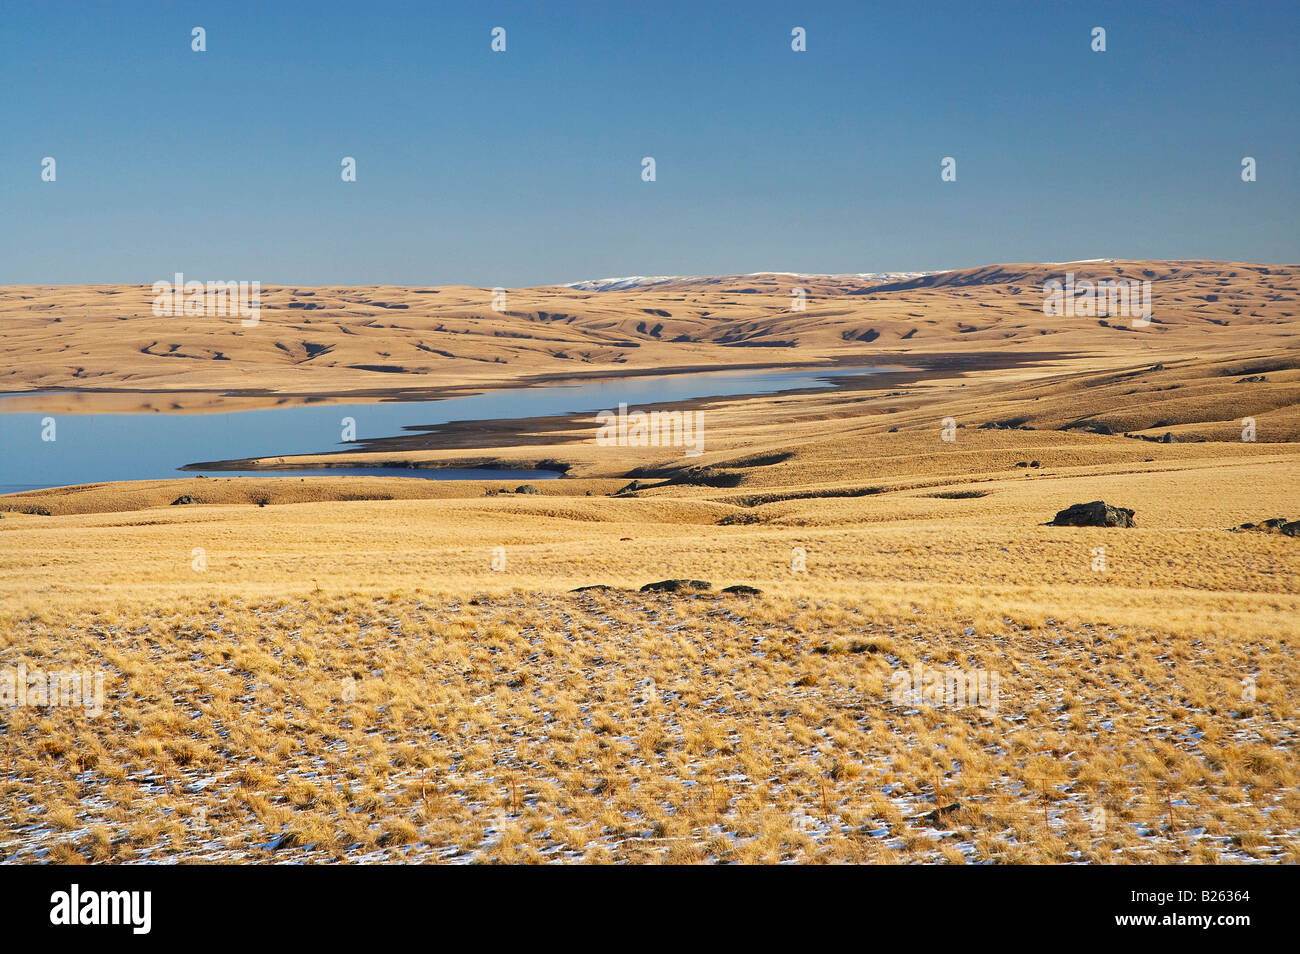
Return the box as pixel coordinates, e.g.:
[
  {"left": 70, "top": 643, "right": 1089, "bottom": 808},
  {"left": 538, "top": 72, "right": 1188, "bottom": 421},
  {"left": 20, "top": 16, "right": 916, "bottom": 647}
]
[{"left": 0, "top": 366, "right": 874, "bottom": 493}]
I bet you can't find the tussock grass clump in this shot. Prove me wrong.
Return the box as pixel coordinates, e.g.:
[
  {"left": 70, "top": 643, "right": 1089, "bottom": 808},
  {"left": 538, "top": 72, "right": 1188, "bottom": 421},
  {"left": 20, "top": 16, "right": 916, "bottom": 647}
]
[{"left": 0, "top": 587, "right": 1294, "bottom": 864}]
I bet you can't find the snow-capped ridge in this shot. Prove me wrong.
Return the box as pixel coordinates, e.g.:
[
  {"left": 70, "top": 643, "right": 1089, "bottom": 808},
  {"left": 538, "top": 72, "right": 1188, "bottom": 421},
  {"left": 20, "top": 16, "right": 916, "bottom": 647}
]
[
  {"left": 562, "top": 271, "right": 937, "bottom": 292},
  {"left": 562, "top": 276, "right": 684, "bottom": 292}
]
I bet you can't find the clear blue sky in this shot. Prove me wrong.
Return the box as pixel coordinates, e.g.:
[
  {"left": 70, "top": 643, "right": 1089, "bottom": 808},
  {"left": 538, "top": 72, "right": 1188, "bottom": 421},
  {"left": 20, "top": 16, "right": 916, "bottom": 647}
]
[{"left": 3, "top": 0, "right": 1297, "bottom": 286}]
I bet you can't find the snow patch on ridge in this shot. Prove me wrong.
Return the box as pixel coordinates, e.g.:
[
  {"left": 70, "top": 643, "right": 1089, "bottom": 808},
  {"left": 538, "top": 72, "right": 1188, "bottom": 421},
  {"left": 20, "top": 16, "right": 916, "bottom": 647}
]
[
  {"left": 562, "top": 271, "right": 937, "bottom": 292},
  {"left": 563, "top": 276, "right": 684, "bottom": 292}
]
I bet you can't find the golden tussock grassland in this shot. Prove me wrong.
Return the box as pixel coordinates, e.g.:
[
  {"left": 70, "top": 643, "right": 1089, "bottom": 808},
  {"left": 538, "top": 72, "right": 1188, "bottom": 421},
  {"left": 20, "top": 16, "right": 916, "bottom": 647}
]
[{"left": 1, "top": 262, "right": 1297, "bottom": 863}]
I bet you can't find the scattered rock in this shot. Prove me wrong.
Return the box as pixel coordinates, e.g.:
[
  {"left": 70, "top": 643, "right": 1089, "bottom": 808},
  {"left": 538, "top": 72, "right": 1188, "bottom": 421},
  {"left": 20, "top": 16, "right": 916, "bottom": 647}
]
[
  {"left": 171, "top": 495, "right": 197, "bottom": 505},
  {"left": 570, "top": 584, "right": 617, "bottom": 593},
  {"left": 260, "top": 831, "right": 296, "bottom": 852},
  {"left": 919, "top": 802, "right": 964, "bottom": 826},
  {"left": 1233, "top": 517, "right": 1296, "bottom": 535},
  {"left": 1238, "top": 375, "right": 1268, "bottom": 383},
  {"left": 979, "top": 417, "right": 1030, "bottom": 430},
  {"left": 1050, "top": 501, "right": 1136, "bottom": 528},
  {"left": 640, "top": 579, "right": 711, "bottom": 594},
  {"left": 721, "top": 584, "right": 762, "bottom": 596}
]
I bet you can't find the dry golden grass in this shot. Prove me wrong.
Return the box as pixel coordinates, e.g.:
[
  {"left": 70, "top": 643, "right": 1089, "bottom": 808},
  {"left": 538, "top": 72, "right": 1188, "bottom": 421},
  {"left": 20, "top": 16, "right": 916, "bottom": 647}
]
[
  {"left": 0, "top": 586, "right": 1294, "bottom": 864},
  {"left": 2, "top": 260, "right": 1296, "bottom": 412},
  {"left": 2, "top": 442, "right": 1297, "bottom": 863},
  {"left": 2, "top": 262, "right": 1298, "bottom": 863}
]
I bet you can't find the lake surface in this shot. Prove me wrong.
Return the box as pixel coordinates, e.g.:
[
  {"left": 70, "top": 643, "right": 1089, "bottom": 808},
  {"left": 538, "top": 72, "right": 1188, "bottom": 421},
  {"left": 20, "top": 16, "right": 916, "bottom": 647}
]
[{"left": 0, "top": 367, "right": 874, "bottom": 493}]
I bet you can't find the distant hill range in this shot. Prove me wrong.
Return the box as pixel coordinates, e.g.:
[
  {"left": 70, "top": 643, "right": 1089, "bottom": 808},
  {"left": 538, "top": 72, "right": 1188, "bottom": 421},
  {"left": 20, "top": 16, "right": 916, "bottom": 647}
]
[{"left": 1, "top": 260, "right": 1296, "bottom": 401}]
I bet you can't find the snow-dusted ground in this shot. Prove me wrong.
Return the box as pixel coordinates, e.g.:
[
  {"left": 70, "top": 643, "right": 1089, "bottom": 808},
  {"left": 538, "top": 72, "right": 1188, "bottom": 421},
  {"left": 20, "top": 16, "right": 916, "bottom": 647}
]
[{"left": 1, "top": 592, "right": 1292, "bottom": 864}]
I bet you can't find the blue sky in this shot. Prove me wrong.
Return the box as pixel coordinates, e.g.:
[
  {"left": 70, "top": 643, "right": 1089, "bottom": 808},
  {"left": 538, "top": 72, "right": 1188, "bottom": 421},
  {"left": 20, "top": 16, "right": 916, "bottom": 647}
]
[{"left": 3, "top": 0, "right": 1297, "bottom": 286}]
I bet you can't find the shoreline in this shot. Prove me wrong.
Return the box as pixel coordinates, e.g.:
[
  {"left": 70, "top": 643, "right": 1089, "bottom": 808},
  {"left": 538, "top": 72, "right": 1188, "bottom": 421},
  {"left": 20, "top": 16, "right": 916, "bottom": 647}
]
[
  {"left": 0, "top": 350, "right": 1066, "bottom": 416},
  {"left": 180, "top": 351, "right": 1064, "bottom": 473}
]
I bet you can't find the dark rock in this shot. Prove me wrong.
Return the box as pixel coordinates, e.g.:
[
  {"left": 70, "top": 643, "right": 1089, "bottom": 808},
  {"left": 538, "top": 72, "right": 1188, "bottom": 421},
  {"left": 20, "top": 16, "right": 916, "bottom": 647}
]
[
  {"left": 515, "top": 484, "right": 540, "bottom": 495},
  {"left": 1232, "top": 519, "right": 1297, "bottom": 535},
  {"left": 570, "top": 584, "right": 617, "bottom": 593},
  {"left": 1158, "top": 432, "right": 1173, "bottom": 444},
  {"left": 980, "top": 416, "right": 1030, "bottom": 430},
  {"left": 1050, "top": 501, "right": 1136, "bottom": 528},
  {"left": 1029, "top": 460, "right": 1041, "bottom": 468},
  {"left": 1015, "top": 461, "right": 1028, "bottom": 467},
  {"left": 260, "top": 831, "right": 295, "bottom": 851},
  {"left": 721, "top": 584, "right": 762, "bottom": 596},
  {"left": 640, "top": 579, "right": 712, "bottom": 594},
  {"left": 661, "top": 467, "right": 744, "bottom": 488},
  {"left": 171, "top": 495, "right": 197, "bottom": 505},
  {"left": 919, "top": 802, "right": 963, "bottom": 826}
]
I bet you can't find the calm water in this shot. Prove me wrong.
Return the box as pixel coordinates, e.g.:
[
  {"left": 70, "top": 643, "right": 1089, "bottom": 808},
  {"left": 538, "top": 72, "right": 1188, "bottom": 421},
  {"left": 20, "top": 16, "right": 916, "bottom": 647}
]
[{"left": 0, "top": 367, "right": 874, "bottom": 493}]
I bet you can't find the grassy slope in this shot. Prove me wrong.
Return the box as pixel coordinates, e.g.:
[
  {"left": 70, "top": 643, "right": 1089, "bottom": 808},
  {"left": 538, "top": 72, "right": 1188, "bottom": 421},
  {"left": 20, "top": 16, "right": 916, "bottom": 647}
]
[
  {"left": 0, "top": 262, "right": 1297, "bottom": 863},
  {"left": 1, "top": 260, "right": 1295, "bottom": 407}
]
